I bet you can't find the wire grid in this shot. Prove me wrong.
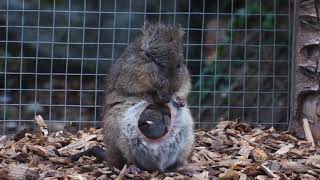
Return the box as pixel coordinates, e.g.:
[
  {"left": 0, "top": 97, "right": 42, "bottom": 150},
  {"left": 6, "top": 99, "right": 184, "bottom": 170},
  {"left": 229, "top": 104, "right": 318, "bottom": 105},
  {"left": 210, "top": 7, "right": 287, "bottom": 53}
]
[{"left": 0, "top": 0, "right": 293, "bottom": 134}]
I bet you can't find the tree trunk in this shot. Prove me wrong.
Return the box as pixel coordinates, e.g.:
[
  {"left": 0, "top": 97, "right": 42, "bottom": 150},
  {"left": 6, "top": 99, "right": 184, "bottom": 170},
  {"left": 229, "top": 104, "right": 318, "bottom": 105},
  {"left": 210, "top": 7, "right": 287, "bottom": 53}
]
[{"left": 290, "top": 0, "right": 320, "bottom": 146}]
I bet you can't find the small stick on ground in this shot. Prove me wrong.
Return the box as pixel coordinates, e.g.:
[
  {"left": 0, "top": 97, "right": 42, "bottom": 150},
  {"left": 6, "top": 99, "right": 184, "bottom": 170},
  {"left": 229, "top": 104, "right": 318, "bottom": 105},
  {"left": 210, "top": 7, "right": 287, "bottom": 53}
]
[
  {"left": 302, "top": 118, "right": 315, "bottom": 147},
  {"left": 116, "top": 164, "right": 127, "bottom": 180},
  {"left": 34, "top": 115, "right": 48, "bottom": 137},
  {"left": 261, "top": 164, "right": 280, "bottom": 179}
]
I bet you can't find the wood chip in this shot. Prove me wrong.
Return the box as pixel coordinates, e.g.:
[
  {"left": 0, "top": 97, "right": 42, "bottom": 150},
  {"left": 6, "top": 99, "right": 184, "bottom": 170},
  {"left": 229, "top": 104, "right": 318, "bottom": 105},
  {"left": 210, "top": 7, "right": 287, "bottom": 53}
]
[
  {"left": 192, "top": 171, "right": 209, "bottom": 180},
  {"left": 7, "top": 163, "right": 30, "bottom": 180},
  {"left": 274, "top": 143, "right": 294, "bottom": 155},
  {"left": 302, "top": 118, "right": 315, "bottom": 147},
  {"left": 252, "top": 148, "right": 268, "bottom": 162},
  {"left": 115, "top": 164, "right": 127, "bottom": 180},
  {"left": 239, "top": 173, "right": 247, "bottom": 180},
  {"left": 0, "top": 119, "right": 319, "bottom": 179},
  {"left": 49, "top": 157, "right": 70, "bottom": 164},
  {"left": 260, "top": 164, "right": 280, "bottom": 179},
  {"left": 238, "top": 144, "right": 254, "bottom": 158},
  {"left": 28, "top": 145, "right": 55, "bottom": 157},
  {"left": 306, "top": 155, "right": 320, "bottom": 169},
  {"left": 218, "top": 169, "right": 240, "bottom": 180},
  {"left": 34, "top": 115, "right": 48, "bottom": 137},
  {"left": 280, "top": 160, "right": 309, "bottom": 172},
  {"left": 57, "top": 135, "right": 97, "bottom": 155},
  {"left": 217, "top": 159, "right": 251, "bottom": 167},
  {"left": 290, "top": 148, "right": 305, "bottom": 156}
]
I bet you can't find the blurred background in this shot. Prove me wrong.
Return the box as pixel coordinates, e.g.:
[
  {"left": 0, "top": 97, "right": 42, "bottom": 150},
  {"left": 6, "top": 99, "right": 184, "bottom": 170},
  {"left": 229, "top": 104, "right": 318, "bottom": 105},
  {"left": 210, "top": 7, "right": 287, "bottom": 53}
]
[{"left": 0, "top": 0, "right": 293, "bottom": 134}]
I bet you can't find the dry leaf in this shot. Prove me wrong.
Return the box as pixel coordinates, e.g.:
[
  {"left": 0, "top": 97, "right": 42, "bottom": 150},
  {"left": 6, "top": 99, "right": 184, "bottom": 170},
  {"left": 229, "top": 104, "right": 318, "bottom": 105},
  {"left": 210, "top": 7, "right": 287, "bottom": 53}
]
[
  {"left": 306, "top": 155, "right": 320, "bottom": 169},
  {"left": 252, "top": 148, "right": 268, "bottom": 162},
  {"left": 274, "top": 143, "right": 294, "bottom": 155}
]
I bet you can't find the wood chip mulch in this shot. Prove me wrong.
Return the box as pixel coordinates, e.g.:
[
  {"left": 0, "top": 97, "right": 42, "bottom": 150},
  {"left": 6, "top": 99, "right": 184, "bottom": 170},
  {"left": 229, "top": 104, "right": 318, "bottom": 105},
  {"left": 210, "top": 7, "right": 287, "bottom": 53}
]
[{"left": 0, "top": 116, "right": 320, "bottom": 180}]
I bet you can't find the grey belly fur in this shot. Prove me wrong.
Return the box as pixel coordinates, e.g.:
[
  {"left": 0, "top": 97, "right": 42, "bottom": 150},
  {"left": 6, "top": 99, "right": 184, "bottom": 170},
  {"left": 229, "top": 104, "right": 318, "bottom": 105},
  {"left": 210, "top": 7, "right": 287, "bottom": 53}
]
[
  {"left": 120, "top": 100, "right": 193, "bottom": 172},
  {"left": 131, "top": 128, "right": 185, "bottom": 171}
]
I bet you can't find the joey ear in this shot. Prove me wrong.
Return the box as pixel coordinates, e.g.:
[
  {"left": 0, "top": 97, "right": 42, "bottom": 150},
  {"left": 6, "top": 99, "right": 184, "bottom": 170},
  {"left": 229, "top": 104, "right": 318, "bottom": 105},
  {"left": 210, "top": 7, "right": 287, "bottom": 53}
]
[
  {"left": 143, "top": 21, "right": 155, "bottom": 36},
  {"left": 143, "top": 21, "right": 151, "bottom": 30},
  {"left": 141, "top": 22, "right": 151, "bottom": 50},
  {"left": 142, "top": 21, "right": 156, "bottom": 50},
  {"left": 177, "top": 24, "right": 185, "bottom": 38}
]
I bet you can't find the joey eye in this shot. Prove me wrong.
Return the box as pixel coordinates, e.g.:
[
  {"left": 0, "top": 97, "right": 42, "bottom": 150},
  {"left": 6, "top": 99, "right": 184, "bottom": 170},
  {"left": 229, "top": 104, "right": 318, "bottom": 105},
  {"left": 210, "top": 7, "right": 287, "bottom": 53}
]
[{"left": 176, "top": 63, "right": 181, "bottom": 69}]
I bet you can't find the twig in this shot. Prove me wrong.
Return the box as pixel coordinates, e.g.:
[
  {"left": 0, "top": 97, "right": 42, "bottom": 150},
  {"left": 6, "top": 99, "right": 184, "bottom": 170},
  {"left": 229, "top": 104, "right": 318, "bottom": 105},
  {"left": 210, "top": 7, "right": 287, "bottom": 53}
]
[
  {"left": 116, "top": 164, "right": 127, "bottom": 180},
  {"left": 34, "top": 115, "right": 48, "bottom": 137},
  {"left": 302, "top": 118, "right": 315, "bottom": 147},
  {"left": 261, "top": 164, "right": 280, "bottom": 179}
]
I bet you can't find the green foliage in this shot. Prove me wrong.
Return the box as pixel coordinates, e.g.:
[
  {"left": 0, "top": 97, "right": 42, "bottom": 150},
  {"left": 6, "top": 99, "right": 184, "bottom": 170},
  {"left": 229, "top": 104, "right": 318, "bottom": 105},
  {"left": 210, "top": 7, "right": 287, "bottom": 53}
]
[
  {"left": 262, "top": 14, "right": 274, "bottom": 29},
  {"left": 247, "top": 3, "right": 260, "bottom": 14},
  {"left": 189, "top": 1, "right": 288, "bottom": 108}
]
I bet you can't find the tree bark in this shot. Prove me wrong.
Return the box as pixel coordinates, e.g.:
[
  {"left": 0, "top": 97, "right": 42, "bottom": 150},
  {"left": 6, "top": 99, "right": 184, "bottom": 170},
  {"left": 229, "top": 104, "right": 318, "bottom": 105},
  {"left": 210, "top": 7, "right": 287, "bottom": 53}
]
[{"left": 290, "top": 0, "right": 320, "bottom": 146}]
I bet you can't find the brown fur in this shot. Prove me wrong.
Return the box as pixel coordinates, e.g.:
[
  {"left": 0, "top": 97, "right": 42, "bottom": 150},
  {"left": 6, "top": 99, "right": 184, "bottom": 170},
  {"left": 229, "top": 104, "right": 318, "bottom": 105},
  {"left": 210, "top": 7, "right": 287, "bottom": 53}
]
[
  {"left": 104, "top": 22, "right": 191, "bottom": 106},
  {"left": 102, "top": 22, "right": 194, "bottom": 171}
]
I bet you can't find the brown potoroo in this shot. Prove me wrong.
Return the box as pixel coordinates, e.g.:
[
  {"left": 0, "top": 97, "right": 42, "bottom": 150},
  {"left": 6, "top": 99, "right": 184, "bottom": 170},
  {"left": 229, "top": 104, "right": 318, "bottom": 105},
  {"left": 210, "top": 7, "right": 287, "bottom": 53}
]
[{"left": 101, "top": 22, "right": 194, "bottom": 171}]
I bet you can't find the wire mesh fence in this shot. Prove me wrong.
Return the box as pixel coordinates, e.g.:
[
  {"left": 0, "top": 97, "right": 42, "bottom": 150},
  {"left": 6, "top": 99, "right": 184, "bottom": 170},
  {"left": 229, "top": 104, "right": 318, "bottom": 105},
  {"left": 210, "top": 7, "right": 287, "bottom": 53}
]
[{"left": 0, "top": 0, "right": 293, "bottom": 134}]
